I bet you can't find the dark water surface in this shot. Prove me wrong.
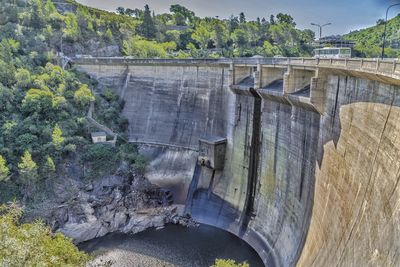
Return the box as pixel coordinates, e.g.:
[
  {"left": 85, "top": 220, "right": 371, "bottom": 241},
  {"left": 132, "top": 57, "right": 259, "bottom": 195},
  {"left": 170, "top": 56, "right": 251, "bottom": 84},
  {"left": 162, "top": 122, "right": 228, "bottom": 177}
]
[{"left": 79, "top": 224, "right": 264, "bottom": 267}]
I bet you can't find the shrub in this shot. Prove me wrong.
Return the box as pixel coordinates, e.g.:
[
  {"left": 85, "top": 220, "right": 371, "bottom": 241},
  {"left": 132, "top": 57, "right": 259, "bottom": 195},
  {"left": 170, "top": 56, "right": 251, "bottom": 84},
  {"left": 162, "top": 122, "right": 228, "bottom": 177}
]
[
  {"left": 82, "top": 144, "right": 119, "bottom": 178},
  {"left": 210, "top": 259, "right": 249, "bottom": 267}
]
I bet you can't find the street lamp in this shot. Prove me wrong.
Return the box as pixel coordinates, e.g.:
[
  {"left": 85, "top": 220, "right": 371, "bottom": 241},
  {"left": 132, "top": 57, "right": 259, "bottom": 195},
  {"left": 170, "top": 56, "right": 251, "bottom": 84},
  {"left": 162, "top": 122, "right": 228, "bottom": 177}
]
[
  {"left": 311, "top": 22, "right": 332, "bottom": 40},
  {"left": 381, "top": 3, "right": 400, "bottom": 59}
]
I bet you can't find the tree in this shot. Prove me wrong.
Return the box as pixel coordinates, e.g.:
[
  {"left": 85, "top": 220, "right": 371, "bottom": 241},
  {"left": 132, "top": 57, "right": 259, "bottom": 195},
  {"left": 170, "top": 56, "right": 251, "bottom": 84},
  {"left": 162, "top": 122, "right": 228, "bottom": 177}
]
[
  {"left": 18, "top": 151, "right": 38, "bottom": 187},
  {"left": 0, "top": 59, "right": 15, "bottom": 86},
  {"left": 125, "top": 8, "right": 135, "bottom": 17},
  {"left": 63, "top": 13, "right": 80, "bottom": 41},
  {"left": 116, "top": 7, "right": 125, "bottom": 15},
  {"left": 44, "top": 0, "right": 59, "bottom": 19},
  {"left": 74, "top": 84, "right": 94, "bottom": 107},
  {"left": 139, "top": 5, "right": 156, "bottom": 39},
  {"left": 299, "top": 29, "right": 315, "bottom": 44},
  {"left": 104, "top": 28, "right": 113, "bottom": 42},
  {"left": 170, "top": 4, "right": 195, "bottom": 25},
  {"left": 228, "top": 16, "right": 239, "bottom": 33},
  {"left": 263, "top": 40, "right": 282, "bottom": 56},
  {"left": 174, "top": 13, "right": 186, "bottom": 26},
  {"left": 191, "top": 21, "right": 212, "bottom": 49},
  {"left": 212, "top": 21, "right": 229, "bottom": 48},
  {"left": 52, "top": 124, "right": 65, "bottom": 151},
  {"left": 161, "top": 41, "right": 177, "bottom": 53},
  {"left": 276, "top": 13, "right": 295, "bottom": 26},
  {"left": 270, "top": 15, "right": 275, "bottom": 25},
  {"left": 239, "top": 12, "right": 246, "bottom": 24},
  {"left": 0, "top": 85, "right": 14, "bottom": 116},
  {"left": 15, "top": 68, "right": 31, "bottom": 88},
  {"left": 231, "top": 28, "right": 249, "bottom": 49},
  {"left": 22, "top": 88, "right": 55, "bottom": 114},
  {"left": 123, "top": 37, "right": 168, "bottom": 58},
  {"left": 0, "top": 38, "right": 19, "bottom": 63},
  {"left": 0, "top": 203, "right": 89, "bottom": 266},
  {"left": 210, "top": 259, "right": 249, "bottom": 267},
  {"left": 0, "top": 155, "right": 10, "bottom": 182},
  {"left": 376, "top": 19, "right": 385, "bottom": 25},
  {"left": 43, "top": 156, "right": 56, "bottom": 178}
]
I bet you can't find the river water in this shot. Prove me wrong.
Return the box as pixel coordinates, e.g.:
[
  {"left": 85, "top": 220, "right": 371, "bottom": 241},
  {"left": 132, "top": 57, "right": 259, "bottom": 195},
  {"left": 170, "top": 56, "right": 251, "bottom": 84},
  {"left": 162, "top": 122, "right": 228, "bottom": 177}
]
[{"left": 79, "top": 224, "right": 264, "bottom": 267}]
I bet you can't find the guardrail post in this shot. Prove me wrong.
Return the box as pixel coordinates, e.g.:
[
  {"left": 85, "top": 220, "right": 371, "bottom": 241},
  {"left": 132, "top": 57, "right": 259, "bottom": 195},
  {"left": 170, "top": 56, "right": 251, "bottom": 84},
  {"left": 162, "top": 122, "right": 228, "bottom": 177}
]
[
  {"left": 393, "top": 60, "right": 396, "bottom": 74},
  {"left": 360, "top": 59, "right": 364, "bottom": 69},
  {"left": 376, "top": 59, "right": 380, "bottom": 72}
]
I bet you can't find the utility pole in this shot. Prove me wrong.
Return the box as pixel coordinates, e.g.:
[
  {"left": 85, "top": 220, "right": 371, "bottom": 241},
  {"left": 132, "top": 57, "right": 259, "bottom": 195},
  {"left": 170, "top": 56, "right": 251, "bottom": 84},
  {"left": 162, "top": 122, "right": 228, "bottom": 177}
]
[
  {"left": 311, "top": 22, "right": 332, "bottom": 40},
  {"left": 381, "top": 3, "right": 400, "bottom": 59}
]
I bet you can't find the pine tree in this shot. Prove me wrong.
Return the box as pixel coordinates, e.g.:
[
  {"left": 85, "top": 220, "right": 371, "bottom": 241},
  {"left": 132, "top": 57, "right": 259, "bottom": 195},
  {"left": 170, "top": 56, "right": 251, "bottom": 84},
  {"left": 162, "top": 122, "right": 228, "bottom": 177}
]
[
  {"left": 0, "top": 155, "right": 10, "bottom": 182},
  {"left": 18, "top": 151, "right": 38, "bottom": 185},
  {"left": 239, "top": 12, "right": 246, "bottom": 24},
  {"left": 140, "top": 5, "right": 156, "bottom": 39}
]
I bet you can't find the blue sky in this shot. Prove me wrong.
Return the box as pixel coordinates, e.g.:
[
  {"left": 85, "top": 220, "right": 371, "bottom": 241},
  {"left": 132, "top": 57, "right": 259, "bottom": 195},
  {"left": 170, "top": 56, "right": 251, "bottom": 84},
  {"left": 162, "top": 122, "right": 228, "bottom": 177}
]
[{"left": 76, "top": 0, "right": 400, "bottom": 36}]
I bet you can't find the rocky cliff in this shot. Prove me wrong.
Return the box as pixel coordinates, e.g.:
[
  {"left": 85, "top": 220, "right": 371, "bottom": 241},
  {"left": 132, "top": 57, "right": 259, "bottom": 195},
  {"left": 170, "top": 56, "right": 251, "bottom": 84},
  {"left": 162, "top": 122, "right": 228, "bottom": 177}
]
[{"left": 25, "top": 162, "right": 193, "bottom": 244}]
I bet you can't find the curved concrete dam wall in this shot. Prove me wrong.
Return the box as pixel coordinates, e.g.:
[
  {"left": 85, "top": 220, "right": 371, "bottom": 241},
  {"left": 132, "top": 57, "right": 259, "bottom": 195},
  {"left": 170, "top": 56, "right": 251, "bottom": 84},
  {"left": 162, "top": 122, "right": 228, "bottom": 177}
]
[{"left": 74, "top": 58, "right": 400, "bottom": 267}]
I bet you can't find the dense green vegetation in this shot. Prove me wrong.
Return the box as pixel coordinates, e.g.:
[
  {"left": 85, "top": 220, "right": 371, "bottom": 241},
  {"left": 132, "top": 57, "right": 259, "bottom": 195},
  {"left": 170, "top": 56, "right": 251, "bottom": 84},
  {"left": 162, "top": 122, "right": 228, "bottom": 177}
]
[
  {"left": 115, "top": 4, "right": 315, "bottom": 57},
  {"left": 345, "top": 15, "right": 400, "bottom": 58},
  {"left": 0, "top": 0, "right": 144, "bottom": 203},
  {"left": 0, "top": 203, "right": 89, "bottom": 266},
  {"left": 10, "top": 0, "right": 314, "bottom": 58},
  {"left": 0, "top": 0, "right": 319, "bottom": 203}
]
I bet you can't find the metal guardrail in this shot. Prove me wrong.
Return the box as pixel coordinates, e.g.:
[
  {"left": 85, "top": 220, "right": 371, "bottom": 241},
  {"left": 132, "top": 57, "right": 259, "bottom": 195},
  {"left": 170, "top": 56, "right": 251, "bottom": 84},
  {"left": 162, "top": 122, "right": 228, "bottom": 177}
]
[
  {"left": 72, "top": 57, "right": 400, "bottom": 79},
  {"left": 232, "top": 57, "right": 400, "bottom": 78}
]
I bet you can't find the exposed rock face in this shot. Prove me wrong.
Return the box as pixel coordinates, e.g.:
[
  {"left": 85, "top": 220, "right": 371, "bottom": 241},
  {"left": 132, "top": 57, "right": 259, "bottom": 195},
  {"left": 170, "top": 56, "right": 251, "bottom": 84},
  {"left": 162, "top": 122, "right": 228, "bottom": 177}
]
[{"left": 34, "top": 171, "right": 194, "bottom": 244}]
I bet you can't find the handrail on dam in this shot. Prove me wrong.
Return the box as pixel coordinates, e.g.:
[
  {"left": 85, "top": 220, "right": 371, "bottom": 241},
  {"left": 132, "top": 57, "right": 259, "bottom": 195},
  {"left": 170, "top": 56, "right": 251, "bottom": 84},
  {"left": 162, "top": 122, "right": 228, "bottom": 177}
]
[{"left": 71, "top": 56, "right": 400, "bottom": 80}]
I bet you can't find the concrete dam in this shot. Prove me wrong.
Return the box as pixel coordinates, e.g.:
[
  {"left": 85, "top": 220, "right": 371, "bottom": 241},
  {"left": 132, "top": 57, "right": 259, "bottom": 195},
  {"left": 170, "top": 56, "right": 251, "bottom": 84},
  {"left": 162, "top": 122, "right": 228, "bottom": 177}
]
[{"left": 73, "top": 57, "right": 400, "bottom": 267}]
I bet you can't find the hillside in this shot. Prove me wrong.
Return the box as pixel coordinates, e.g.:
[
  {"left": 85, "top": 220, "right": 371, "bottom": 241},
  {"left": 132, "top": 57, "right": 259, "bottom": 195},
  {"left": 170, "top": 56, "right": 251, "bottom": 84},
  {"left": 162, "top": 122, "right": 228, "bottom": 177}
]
[
  {"left": 0, "top": 0, "right": 145, "bottom": 202},
  {"left": 46, "top": 0, "right": 315, "bottom": 58},
  {"left": 345, "top": 14, "right": 400, "bottom": 58}
]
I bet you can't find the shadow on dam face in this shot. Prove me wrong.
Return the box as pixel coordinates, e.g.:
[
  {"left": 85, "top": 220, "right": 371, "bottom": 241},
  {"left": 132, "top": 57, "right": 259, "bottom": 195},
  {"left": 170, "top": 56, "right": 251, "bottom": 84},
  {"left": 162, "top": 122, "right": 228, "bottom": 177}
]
[
  {"left": 75, "top": 61, "right": 400, "bottom": 267},
  {"left": 144, "top": 76, "right": 400, "bottom": 267}
]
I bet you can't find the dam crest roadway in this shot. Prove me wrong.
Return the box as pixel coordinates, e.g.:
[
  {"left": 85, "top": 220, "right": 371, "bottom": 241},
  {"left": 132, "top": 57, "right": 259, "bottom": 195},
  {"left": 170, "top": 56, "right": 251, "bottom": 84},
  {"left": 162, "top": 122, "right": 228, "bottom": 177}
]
[{"left": 72, "top": 57, "right": 400, "bottom": 267}]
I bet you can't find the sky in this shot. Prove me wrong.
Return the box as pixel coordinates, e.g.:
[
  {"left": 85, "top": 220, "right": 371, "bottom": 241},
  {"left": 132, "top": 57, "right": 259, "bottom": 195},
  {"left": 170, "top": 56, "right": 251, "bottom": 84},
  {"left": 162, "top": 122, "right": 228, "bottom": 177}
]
[{"left": 76, "top": 0, "right": 400, "bottom": 36}]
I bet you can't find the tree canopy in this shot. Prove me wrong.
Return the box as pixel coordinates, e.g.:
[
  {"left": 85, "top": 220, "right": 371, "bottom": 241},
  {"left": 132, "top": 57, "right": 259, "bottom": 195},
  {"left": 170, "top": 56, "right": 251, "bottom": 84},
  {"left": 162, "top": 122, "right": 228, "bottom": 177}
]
[
  {"left": 0, "top": 203, "right": 89, "bottom": 266},
  {"left": 345, "top": 14, "right": 400, "bottom": 58}
]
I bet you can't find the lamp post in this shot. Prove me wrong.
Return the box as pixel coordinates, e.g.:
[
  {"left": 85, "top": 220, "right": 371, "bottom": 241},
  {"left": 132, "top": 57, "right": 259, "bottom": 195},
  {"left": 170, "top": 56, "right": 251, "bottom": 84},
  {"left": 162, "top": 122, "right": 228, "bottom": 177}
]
[
  {"left": 311, "top": 22, "right": 332, "bottom": 40},
  {"left": 381, "top": 3, "right": 400, "bottom": 59}
]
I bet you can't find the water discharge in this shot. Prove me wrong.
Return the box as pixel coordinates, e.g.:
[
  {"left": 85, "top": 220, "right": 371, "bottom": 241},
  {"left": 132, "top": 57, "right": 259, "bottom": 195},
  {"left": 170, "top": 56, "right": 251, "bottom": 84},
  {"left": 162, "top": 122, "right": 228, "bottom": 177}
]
[{"left": 79, "top": 224, "right": 264, "bottom": 267}]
